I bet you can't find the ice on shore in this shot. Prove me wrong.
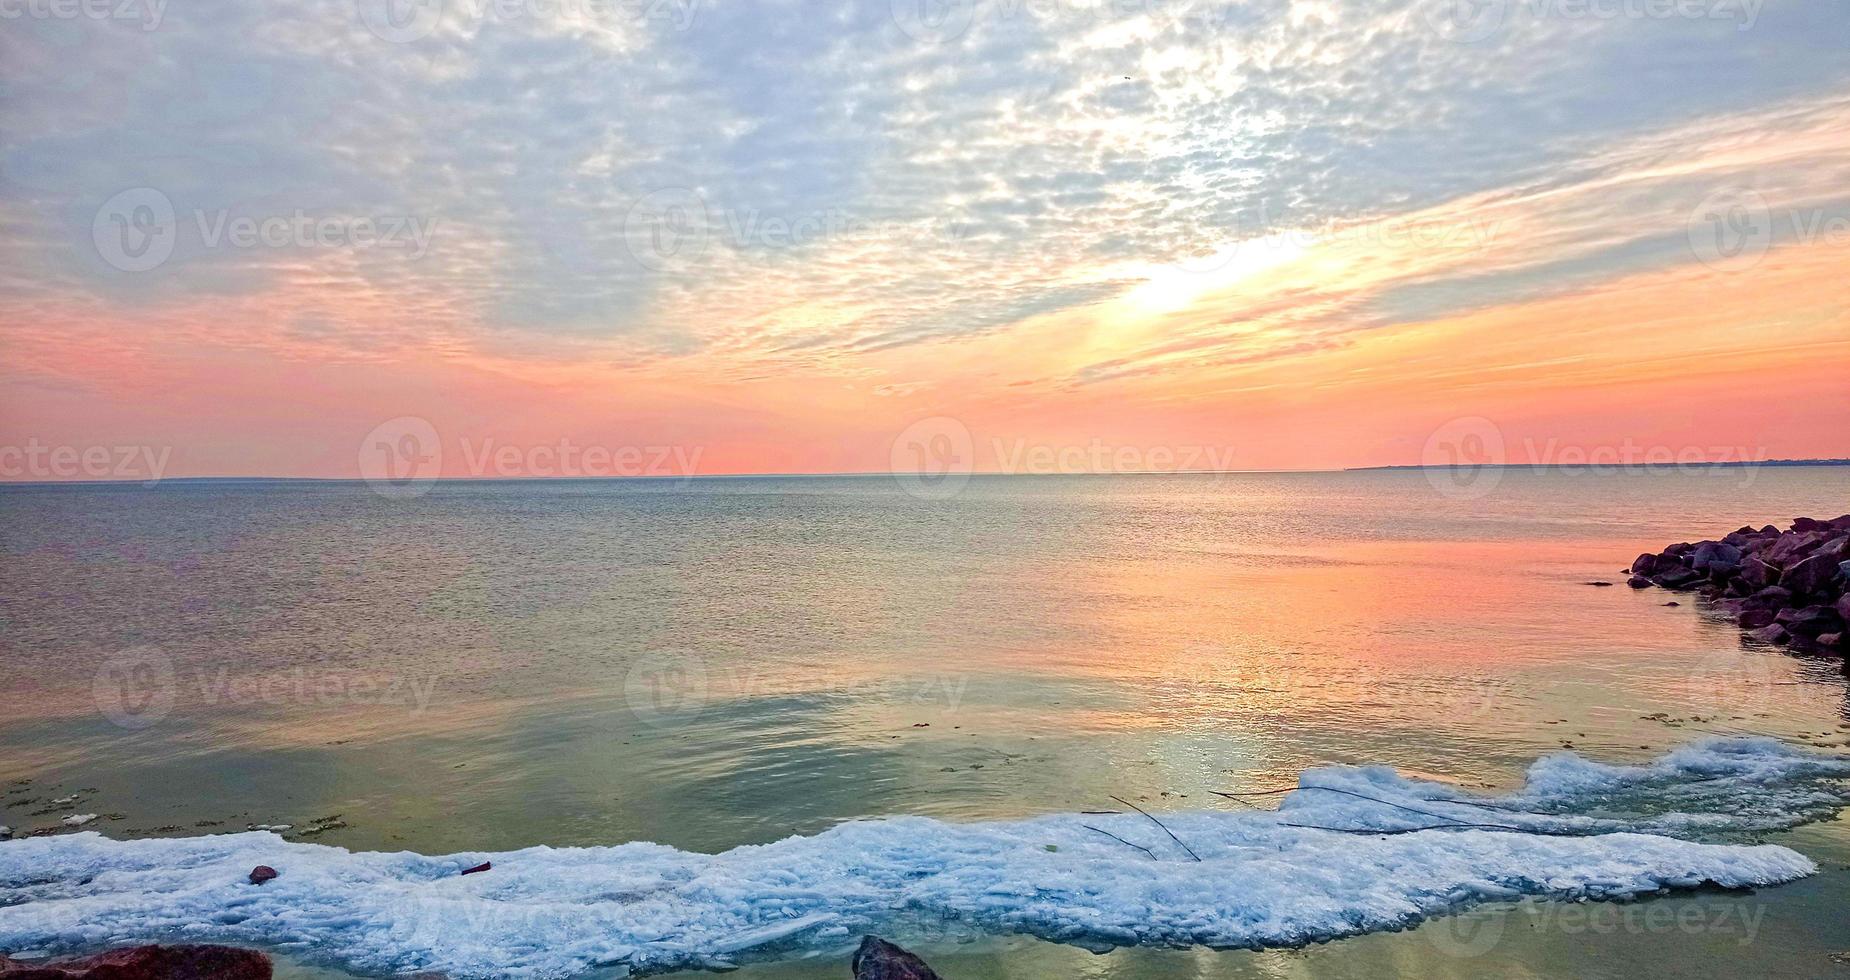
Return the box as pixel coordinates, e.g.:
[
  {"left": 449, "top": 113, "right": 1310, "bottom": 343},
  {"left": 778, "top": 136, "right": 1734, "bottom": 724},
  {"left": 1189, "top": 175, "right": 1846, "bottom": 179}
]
[{"left": 1, "top": 738, "right": 1846, "bottom": 978}]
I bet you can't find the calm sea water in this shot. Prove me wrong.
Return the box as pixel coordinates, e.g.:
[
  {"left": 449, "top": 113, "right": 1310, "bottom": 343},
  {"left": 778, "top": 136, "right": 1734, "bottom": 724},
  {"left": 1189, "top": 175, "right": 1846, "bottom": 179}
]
[{"left": 3, "top": 467, "right": 1848, "bottom": 977}]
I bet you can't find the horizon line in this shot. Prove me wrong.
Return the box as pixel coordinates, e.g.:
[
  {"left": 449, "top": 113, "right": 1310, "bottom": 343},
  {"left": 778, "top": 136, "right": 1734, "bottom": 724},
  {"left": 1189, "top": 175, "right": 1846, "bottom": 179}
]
[{"left": 3, "top": 458, "right": 1846, "bottom": 488}]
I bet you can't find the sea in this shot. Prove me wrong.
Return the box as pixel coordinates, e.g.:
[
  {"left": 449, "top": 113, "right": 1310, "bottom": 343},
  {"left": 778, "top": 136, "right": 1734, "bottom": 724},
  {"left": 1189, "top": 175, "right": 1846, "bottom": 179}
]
[{"left": 1, "top": 466, "right": 1847, "bottom": 978}]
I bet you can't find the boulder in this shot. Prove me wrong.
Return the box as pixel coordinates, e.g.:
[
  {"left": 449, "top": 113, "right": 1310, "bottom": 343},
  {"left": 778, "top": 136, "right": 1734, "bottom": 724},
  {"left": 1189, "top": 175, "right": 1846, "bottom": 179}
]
[
  {"left": 1630, "top": 553, "right": 1659, "bottom": 576},
  {"left": 1739, "top": 557, "right": 1779, "bottom": 590},
  {"left": 0, "top": 945, "right": 271, "bottom": 980},
  {"left": 1783, "top": 553, "right": 1843, "bottom": 597},
  {"left": 1690, "top": 541, "right": 1742, "bottom": 571},
  {"left": 852, "top": 937, "right": 942, "bottom": 980},
  {"left": 1746, "top": 586, "right": 1793, "bottom": 608},
  {"left": 1652, "top": 567, "right": 1703, "bottom": 589},
  {"left": 1792, "top": 517, "right": 1829, "bottom": 532},
  {"left": 1627, "top": 576, "right": 1652, "bottom": 589},
  {"left": 1738, "top": 608, "right": 1778, "bottom": 630},
  {"left": 1765, "top": 531, "right": 1828, "bottom": 566},
  {"left": 1839, "top": 592, "right": 1850, "bottom": 622},
  {"left": 247, "top": 866, "right": 277, "bottom": 886},
  {"left": 1748, "top": 624, "right": 1790, "bottom": 645},
  {"left": 1777, "top": 606, "right": 1845, "bottom": 638},
  {"left": 1818, "top": 633, "right": 1843, "bottom": 648},
  {"left": 1832, "top": 515, "right": 1850, "bottom": 531}
]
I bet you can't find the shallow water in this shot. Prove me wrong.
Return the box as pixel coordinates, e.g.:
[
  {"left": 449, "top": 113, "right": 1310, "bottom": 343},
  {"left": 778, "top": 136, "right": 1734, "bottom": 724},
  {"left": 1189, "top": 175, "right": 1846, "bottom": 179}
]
[{"left": 2, "top": 467, "right": 1849, "bottom": 975}]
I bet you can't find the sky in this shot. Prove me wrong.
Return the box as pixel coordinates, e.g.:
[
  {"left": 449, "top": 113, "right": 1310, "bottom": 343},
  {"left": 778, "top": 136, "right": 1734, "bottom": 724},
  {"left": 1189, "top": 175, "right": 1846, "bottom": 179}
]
[{"left": 1, "top": 0, "right": 1847, "bottom": 481}]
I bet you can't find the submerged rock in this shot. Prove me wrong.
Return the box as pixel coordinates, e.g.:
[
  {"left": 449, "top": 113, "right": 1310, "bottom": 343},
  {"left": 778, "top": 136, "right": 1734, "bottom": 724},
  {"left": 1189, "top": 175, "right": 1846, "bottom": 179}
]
[
  {"left": 852, "top": 937, "right": 942, "bottom": 980},
  {"left": 247, "top": 866, "right": 278, "bottom": 886},
  {"left": 0, "top": 945, "right": 271, "bottom": 980}
]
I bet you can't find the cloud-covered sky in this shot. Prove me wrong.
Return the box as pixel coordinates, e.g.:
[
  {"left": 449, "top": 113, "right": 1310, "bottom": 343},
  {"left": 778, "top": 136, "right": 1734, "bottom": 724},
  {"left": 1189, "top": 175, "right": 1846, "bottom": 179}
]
[{"left": 2, "top": 0, "right": 1846, "bottom": 478}]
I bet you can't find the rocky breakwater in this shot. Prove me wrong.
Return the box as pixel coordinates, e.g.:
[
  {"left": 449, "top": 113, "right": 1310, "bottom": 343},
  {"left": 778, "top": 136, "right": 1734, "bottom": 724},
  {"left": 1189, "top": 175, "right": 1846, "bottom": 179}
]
[{"left": 1629, "top": 516, "right": 1850, "bottom": 650}]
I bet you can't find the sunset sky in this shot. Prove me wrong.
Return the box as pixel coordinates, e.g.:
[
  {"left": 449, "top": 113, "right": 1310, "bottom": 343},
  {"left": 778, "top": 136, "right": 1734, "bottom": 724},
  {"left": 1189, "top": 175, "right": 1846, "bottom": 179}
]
[{"left": 2, "top": 0, "right": 1846, "bottom": 479}]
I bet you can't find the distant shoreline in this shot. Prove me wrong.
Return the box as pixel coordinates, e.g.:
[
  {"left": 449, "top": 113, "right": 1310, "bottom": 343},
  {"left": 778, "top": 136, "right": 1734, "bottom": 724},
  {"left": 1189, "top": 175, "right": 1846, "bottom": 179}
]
[
  {"left": 1347, "top": 459, "right": 1850, "bottom": 472},
  {"left": 2, "top": 459, "right": 1848, "bottom": 488}
]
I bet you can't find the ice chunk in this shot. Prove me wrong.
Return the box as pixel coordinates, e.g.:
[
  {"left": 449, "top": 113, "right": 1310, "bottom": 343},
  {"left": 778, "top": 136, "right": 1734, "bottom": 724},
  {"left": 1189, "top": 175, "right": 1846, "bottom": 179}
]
[{"left": 0, "top": 738, "right": 1844, "bottom": 979}]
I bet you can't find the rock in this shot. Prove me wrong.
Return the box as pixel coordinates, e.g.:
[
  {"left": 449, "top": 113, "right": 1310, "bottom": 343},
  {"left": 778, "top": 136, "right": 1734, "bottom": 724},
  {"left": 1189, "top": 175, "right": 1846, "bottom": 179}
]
[
  {"left": 1777, "top": 606, "right": 1845, "bottom": 638},
  {"left": 1627, "top": 576, "right": 1652, "bottom": 589},
  {"left": 1652, "top": 567, "right": 1703, "bottom": 589},
  {"left": 1819, "top": 633, "right": 1843, "bottom": 648},
  {"left": 1739, "top": 557, "right": 1780, "bottom": 589},
  {"left": 852, "top": 937, "right": 942, "bottom": 980},
  {"left": 1748, "top": 624, "right": 1790, "bottom": 645},
  {"left": 1738, "top": 608, "right": 1778, "bottom": 629},
  {"left": 1631, "top": 553, "right": 1660, "bottom": 576},
  {"left": 1585, "top": 581, "right": 1614, "bottom": 587},
  {"left": 1792, "top": 517, "right": 1830, "bottom": 532},
  {"left": 1839, "top": 592, "right": 1850, "bottom": 622},
  {"left": 1747, "top": 586, "right": 1793, "bottom": 608},
  {"left": 1832, "top": 514, "right": 1850, "bottom": 531},
  {"left": 461, "top": 861, "right": 491, "bottom": 875},
  {"left": 247, "top": 866, "right": 278, "bottom": 885},
  {"left": 0, "top": 826, "right": 9, "bottom": 840},
  {"left": 1784, "top": 553, "right": 1842, "bottom": 597},
  {"left": 0, "top": 945, "right": 272, "bottom": 980},
  {"left": 1765, "top": 531, "right": 1828, "bottom": 566},
  {"left": 1691, "top": 541, "right": 1741, "bottom": 571},
  {"left": 1663, "top": 601, "right": 1680, "bottom": 607}
]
